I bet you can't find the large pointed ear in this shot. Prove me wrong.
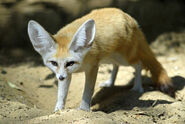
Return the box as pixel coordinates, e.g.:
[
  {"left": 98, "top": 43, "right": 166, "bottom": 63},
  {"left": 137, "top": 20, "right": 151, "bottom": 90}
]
[
  {"left": 28, "top": 20, "right": 56, "bottom": 57},
  {"left": 69, "top": 19, "right": 96, "bottom": 53}
]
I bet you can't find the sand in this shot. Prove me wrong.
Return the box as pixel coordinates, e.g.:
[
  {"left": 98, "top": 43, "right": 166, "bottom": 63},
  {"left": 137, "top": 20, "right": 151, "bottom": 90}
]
[{"left": 0, "top": 30, "right": 185, "bottom": 124}]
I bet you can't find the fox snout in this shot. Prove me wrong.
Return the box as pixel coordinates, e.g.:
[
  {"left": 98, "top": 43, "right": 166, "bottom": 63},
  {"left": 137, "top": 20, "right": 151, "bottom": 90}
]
[
  {"left": 58, "top": 75, "right": 66, "bottom": 81},
  {"left": 56, "top": 73, "right": 67, "bottom": 81}
]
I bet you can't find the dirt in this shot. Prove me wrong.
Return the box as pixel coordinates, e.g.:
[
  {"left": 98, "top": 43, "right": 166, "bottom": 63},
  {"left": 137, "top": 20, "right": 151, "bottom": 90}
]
[{"left": 0, "top": 30, "right": 185, "bottom": 124}]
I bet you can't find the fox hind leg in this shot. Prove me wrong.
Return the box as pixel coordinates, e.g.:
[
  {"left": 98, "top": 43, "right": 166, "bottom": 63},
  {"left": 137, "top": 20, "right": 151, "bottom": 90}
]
[
  {"left": 99, "top": 64, "right": 119, "bottom": 88},
  {"left": 131, "top": 62, "right": 144, "bottom": 93}
]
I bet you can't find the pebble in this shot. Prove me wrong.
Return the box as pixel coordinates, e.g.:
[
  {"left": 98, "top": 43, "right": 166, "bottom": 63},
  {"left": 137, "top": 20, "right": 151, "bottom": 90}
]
[
  {"left": 174, "top": 66, "right": 179, "bottom": 70},
  {"left": 168, "top": 57, "right": 177, "bottom": 62}
]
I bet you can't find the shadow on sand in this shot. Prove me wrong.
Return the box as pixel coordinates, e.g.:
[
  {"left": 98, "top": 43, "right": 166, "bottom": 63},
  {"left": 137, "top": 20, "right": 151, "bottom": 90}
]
[{"left": 91, "top": 75, "right": 185, "bottom": 113}]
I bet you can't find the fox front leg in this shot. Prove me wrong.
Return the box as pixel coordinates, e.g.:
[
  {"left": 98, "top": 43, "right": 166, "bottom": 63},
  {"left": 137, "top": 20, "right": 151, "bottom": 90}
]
[
  {"left": 54, "top": 75, "right": 71, "bottom": 112},
  {"left": 80, "top": 66, "right": 98, "bottom": 111}
]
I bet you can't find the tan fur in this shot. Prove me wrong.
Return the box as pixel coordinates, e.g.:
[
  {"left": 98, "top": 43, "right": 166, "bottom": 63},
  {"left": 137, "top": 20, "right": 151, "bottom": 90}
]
[
  {"left": 53, "top": 8, "right": 173, "bottom": 93},
  {"left": 55, "top": 36, "right": 70, "bottom": 58}
]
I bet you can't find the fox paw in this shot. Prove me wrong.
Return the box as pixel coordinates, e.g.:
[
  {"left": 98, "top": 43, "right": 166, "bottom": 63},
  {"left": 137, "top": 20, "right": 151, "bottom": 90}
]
[
  {"left": 131, "top": 86, "right": 144, "bottom": 93},
  {"left": 78, "top": 105, "right": 90, "bottom": 112},
  {"left": 54, "top": 103, "right": 64, "bottom": 112},
  {"left": 99, "top": 80, "right": 113, "bottom": 88}
]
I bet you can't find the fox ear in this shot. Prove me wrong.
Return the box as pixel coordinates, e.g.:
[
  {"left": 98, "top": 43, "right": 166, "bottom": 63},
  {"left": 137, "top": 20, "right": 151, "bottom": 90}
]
[
  {"left": 28, "top": 20, "right": 56, "bottom": 57},
  {"left": 69, "top": 19, "right": 96, "bottom": 53}
]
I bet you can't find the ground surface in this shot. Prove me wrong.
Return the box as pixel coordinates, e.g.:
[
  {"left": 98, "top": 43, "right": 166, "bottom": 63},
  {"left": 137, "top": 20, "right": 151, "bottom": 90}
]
[{"left": 0, "top": 30, "right": 185, "bottom": 124}]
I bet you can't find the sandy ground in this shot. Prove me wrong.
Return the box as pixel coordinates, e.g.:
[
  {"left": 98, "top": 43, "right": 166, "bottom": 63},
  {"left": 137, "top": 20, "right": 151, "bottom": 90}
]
[{"left": 0, "top": 30, "right": 185, "bottom": 124}]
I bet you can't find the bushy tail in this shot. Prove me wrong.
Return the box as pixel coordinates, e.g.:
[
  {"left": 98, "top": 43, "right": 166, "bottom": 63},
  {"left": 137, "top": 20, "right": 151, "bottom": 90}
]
[{"left": 137, "top": 30, "right": 174, "bottom": 96}]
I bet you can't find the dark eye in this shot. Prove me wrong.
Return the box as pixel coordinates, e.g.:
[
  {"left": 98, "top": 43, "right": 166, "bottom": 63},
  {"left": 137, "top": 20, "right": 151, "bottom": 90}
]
[
  {"left": 66, "top": 61, "right": 75, "bottom": 67},
  {"left": 50, "top": 61, "right": 58, "bottom": 66}
]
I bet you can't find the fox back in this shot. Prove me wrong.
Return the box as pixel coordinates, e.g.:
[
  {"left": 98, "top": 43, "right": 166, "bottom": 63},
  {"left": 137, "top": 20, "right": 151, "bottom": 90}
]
[{"left": 54, "top": 8, "right": 140, "bottom": 66}]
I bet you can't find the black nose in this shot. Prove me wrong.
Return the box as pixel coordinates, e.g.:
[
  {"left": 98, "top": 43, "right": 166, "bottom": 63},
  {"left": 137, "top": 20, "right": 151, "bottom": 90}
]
[{"left": 59, "top": 75, "right": 65, "bottom": 81}]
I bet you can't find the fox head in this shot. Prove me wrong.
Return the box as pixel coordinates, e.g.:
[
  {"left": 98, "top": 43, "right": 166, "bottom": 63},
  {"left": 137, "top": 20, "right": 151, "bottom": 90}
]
[{"left": 28, "top": 19, "right": 96, "bottom": 81}]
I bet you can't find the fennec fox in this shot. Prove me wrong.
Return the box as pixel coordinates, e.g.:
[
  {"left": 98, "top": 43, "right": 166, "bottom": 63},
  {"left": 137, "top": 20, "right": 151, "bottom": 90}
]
[{"left": 28, "top": 8, "right": 173, "bottom": 112}]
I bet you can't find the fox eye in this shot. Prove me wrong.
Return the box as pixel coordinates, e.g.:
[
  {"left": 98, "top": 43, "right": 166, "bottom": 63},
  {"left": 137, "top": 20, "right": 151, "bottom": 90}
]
[
  {"left": 50, "top": 61, "right": 58, "bottom": 66},
  {"left": 66, "top": 61, "right": 75, "bottom": 67}
]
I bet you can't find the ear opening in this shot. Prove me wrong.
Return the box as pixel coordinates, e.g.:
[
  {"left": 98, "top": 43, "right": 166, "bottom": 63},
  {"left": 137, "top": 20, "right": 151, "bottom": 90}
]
[
  {"left": 69, "top": 19, "right": 96, "bottom": 52},
  {"left": 28, "top": 20, "right": 56, "bottom": 57}
]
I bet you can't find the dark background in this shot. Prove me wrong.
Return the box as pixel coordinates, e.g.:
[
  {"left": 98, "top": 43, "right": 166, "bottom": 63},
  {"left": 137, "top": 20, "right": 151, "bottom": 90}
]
[{"left": 0, "top": 0, "right": 185, "bottom": 50}]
